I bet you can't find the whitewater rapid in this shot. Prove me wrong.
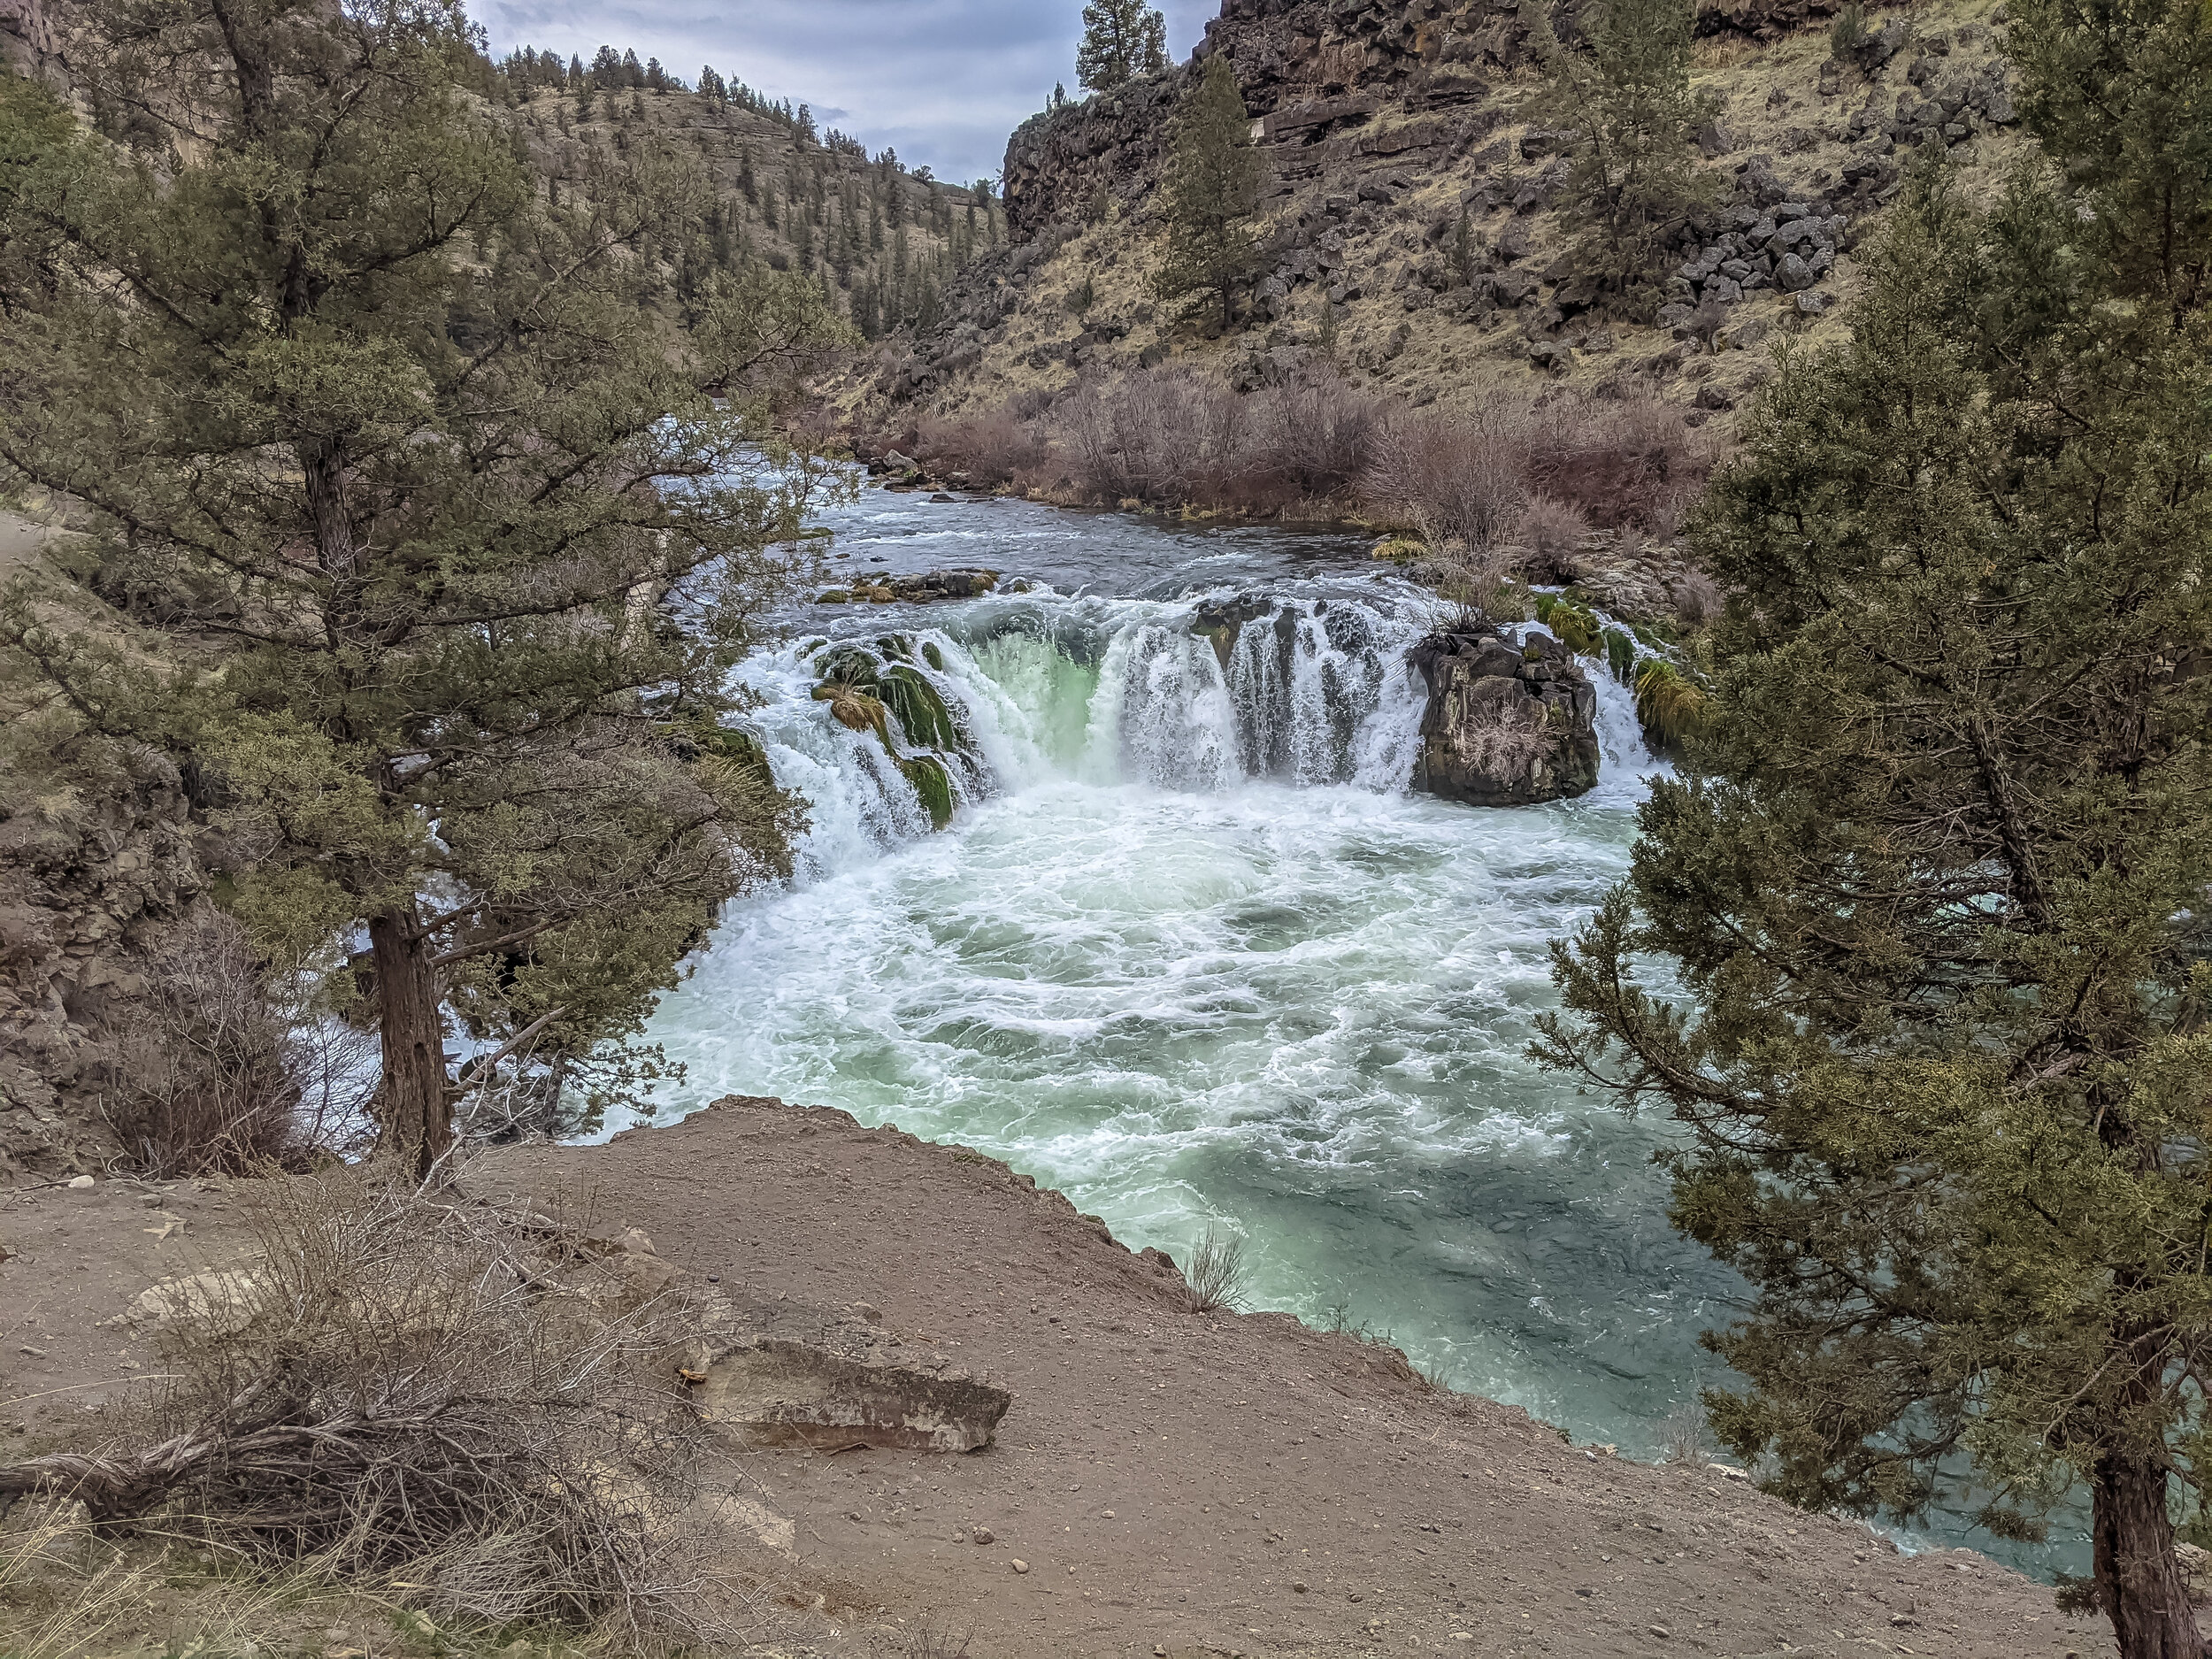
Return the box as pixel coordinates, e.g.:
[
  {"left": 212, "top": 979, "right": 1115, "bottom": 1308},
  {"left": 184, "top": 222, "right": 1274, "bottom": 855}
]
[{"left": 610, "top": 575, "right": 1740, "bottom": 1450}]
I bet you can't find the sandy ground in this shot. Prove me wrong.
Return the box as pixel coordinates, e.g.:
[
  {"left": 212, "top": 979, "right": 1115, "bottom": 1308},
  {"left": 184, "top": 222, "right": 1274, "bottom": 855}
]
[{"left": 0, "top": 1100, "right": 2108, "bottom": 1658}]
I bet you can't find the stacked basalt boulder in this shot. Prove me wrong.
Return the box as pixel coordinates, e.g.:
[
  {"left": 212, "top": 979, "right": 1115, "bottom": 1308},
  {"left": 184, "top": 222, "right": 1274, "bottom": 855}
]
[{"left": 1408, "top": 628, "right": 1601, "bottom": 808}]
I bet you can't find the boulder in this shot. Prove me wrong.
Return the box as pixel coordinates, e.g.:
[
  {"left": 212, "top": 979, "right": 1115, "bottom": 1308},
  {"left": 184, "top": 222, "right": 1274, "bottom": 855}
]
[
  {"left": 1408, "top": 629, "right": 1601, "bottom": 808},
  {"left": 679, "top": 1298, "right": 1012, "bottom": 1454}
]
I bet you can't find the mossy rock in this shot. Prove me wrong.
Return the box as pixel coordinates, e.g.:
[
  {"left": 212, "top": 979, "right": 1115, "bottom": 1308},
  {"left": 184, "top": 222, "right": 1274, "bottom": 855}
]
[
  {"left": 1602, "top": 627, "right": 1636, "bottom": 683},
  {"left": 814, "top": 645, "right": 881, "bottom": 689},
  {"left": 817, "top": 590, "right": 851, "bottom": 604},
  {"left": 899, "top": 755, "right": 956, "bottom": 831},
  {"left": 879, "top": 664, "right": 963, "bottom": 751},
  {"left": 921, "top": 641, "right": 946, "bottom": 671}
]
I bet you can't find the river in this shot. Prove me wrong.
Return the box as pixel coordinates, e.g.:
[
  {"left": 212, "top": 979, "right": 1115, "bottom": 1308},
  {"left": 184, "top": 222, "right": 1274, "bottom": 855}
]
[{"left": 604, "top": 485, "right": 2075, "bottom": 1576}]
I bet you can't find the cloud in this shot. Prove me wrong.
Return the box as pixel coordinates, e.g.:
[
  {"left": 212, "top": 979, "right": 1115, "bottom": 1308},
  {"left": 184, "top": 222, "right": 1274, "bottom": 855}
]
[{"left": 472, "top": 0, "right": 1218, "bottom": 185}]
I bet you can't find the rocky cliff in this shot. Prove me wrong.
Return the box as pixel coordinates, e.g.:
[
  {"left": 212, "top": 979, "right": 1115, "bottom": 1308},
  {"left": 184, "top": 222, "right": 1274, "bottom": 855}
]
[
  {"left": 0, "top": 749, "right": 211, "bottom": 1178},
  {"left": 864, "top": 0, "right": 2023, "bottom": 426},
  {"left": 0, "top": 0, "right": 62, "bottom": 78}
]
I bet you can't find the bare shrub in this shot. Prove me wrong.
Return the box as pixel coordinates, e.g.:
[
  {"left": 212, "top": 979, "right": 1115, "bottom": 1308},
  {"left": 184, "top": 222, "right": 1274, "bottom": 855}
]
[
  {"left": 1060, "top": 369, "right": 1259, "bottom": 509},
  {"left": 1672, "top": 567, "right": 1723, "bottom": 627},
  {"left": 100, "top": 912, "right": 327, "bottom": 1176},
  {"left": 1362, "top": 404, "right": 1532, "bottom": 551},
  {"left": 1517, "top": 495, "right": 1594, "bottom": 584},
  {"left": 0, "top": 1167, "right": 740, "bottom": 1647},
  {"left": 914, "top": 407, "right": 1049, "bottom": 489},
  {"left": 1433, "top": 540, "right": 1532, "bottom": 629},
  {"left": 1527, "top": 392, "right": 1711, "bottom": 533},
  {"left": 1456, "top": 693, "right": 1557, "bottom": 775},
  {"left": 1659, "top": 1400, "right": 1714, "bottom": 1467},
  {"left": 1183, "top": 1226, "right": 1249, "bottom": 1314},
  {"left": 1244, "top": 370, "right": 1382, "bottom": 502}
]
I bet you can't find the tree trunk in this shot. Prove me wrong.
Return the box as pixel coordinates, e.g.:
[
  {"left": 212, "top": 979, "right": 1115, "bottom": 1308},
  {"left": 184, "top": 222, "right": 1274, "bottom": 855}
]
[
  {"left": 2093, "top": 1446, "right": 2205, "bottom": 1659},
  {"left": 368, "top": 908, "right": 449, "bottom": 1182}
]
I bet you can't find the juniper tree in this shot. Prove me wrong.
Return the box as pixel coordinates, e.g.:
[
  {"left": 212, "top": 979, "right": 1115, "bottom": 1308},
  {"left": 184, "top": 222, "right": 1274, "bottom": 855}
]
[
  {"left": 1151, "top": 55, "right": 1265, "bottom": 332},
  {"left": 0, "top": 0, "right": 851, "bottom": 1174},
  {"left": 1077, "top": 0, "right": 1169, "bottom": 92},
  {"left": 1535, "top": 0, "right": 1712, "bottom": 300},
  {"left": 1537, "top": 2, "right": 2212, "bottom": 1647}
]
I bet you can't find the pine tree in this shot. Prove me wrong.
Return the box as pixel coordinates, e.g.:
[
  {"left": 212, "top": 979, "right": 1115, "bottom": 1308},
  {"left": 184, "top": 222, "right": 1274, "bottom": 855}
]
[
  {"left": 1077, "top": 0, "right": 1170, "bottom": 92},
  {"left": 1150, "top": 55, "right": 1265, "bottom": 332},
  {"left": 1537, "top": 1, "right": 2212, "bottom": 1647},
  {"left": 0, "top": 0, "right": 853, "bottom": 1174},
  {"left": 1535, "top": 0, "right": 1712, "bottom": 298}
]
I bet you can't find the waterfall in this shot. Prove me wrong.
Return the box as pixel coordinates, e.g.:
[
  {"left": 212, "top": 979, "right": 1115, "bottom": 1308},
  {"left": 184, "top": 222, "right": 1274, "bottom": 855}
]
[{"left": 733, "top": 582, "right": 1660, "bottom": 878}]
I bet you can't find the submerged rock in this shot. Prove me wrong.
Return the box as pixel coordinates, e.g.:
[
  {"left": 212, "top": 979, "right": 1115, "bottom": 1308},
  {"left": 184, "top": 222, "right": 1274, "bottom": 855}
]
[{"left": 1408, "top": 629, "right": 1601, "bottom": 807}]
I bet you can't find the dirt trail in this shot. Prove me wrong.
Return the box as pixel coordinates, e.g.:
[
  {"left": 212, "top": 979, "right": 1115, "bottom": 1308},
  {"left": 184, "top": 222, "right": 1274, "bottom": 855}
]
[{"left": 470, "top": 1096, "right": 2101, "bottom": 1659}]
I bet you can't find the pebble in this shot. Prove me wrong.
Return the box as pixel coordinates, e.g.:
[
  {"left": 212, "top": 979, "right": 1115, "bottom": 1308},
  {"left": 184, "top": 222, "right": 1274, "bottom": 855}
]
[
  {"left": 1291, "top": 1581, "right": 1309, "bottom": 1594},
  {"left": 66, "top": 1175, "right": 94, "bottom": 1190},
  {"left": 1010, "top": 1559, "right": 1029, "bottom": 1574},
  {"left": 1649, "top": 1625, "right": 1672, "bottom": 1640},
  {"left": 972, "top": 1526, "right": 995, "bottom": 1545},
  {"left": 1102, "top": 1509, "right": 1115, "bottom": 1519}
]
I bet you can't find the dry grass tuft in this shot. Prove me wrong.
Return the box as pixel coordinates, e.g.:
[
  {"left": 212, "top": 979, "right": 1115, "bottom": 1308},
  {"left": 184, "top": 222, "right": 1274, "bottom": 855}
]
[
  {"left": 1182, "top": 1226, "right": 1250, "bottom": 1315},
  {"left": 0, "top": 1167, "right": 750, "bottom": 1650}
]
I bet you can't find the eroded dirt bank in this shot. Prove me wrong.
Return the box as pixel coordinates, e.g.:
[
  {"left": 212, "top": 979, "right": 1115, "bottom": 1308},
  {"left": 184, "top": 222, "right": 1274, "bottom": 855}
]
[
  {"left": 0, "top": 1094, "right": 2106, "bottom": 1657},
  {"left": 485, "top": 1096, "right": 2099, "bottom": 1659}
]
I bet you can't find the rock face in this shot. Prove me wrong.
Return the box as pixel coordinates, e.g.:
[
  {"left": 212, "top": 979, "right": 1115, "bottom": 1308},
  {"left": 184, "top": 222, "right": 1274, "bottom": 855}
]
[
  {"left": 1408, "top": 628, "right": 1600, "bottom": 807},
  {"left": 680, "top": 1297, "right": 1013, "bottom": 1454},
  {"left": 0, "top": 753, "right": 213, "bottom": 1177}
]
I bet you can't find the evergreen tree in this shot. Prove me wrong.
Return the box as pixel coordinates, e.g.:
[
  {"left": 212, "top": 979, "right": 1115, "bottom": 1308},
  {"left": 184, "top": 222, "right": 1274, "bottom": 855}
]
[
  {"left": 1535, "top": 0, "right": 1712, "bottom": 299},
  {"left": 0, "top": 0, "right": 853, "bottom": 1175},
  {"left": 1150, "top": 55, "right": 1264, "bottom": 331},
  {"left": 1537, "top": 1, "right": 2212, "bottom": 1647},
  {"left": 1077, "top": 0, "right": 1169, "bottom": 92}
]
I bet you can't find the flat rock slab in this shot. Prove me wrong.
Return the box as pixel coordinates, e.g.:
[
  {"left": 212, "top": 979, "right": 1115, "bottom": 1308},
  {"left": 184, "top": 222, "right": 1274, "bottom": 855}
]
[{"left": 677, "top": 1293, "right": 1011, "bottom": 1452}]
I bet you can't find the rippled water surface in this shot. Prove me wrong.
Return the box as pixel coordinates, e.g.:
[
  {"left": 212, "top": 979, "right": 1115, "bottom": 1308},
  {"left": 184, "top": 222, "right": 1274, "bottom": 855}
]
[
  {"left": 606, "top": 490, "right": 2083, "bottom": 1572},
  {"left": 606, "top": 488, "right": 1740, "bottom": 1450}
]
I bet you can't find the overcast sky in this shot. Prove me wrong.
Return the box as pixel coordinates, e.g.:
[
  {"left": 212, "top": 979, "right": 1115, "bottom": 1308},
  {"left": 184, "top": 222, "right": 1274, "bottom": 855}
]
[{"left": 472, "top": 0, "right": 1219, "bottom": 184}]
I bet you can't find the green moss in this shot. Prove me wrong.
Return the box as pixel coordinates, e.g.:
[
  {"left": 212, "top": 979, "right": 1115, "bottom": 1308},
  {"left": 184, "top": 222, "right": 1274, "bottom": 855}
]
[
  {"left": 879, "top": 664, "right": 962, "bottom": 750},
  {"left": 813, "top": 644, "right": 881, "bottom": 688},
  {"left": 899, "top": 754, "right": 956, "bottom": 830},
  {"left": 1547, "top": 600, "right": 1603, "bottom": 657},
  {"left": 1633, "top": 658, "right": 1708, "bottom": 748},
  {"left": 921, "top": 640, "right": 946, "bottom": 671},
  {"left": 1603, "top": 627, "right": 1636, "bottom": 683}
]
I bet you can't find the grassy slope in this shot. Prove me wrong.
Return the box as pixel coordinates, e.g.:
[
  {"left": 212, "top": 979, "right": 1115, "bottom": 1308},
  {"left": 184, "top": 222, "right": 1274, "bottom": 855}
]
[{"left": 862, "top": 0, "right": 2023, "bottom": 432}]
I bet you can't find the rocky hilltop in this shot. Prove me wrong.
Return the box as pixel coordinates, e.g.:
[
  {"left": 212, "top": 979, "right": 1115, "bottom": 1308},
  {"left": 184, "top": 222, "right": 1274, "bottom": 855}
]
[{"left": 860, "top": 0, "right": 2024, "bottom": 424}]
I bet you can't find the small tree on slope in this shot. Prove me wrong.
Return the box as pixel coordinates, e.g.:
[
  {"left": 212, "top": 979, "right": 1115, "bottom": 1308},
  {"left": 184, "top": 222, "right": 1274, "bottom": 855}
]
[
  {"left": 1077, "top": 0, "right": 1169, "bottom": 94},
  {"left": 1151, "top": 54, "right": 1264, "bottom": 334},
  {"left": 1535, "top": 1, "right": 2212, "bottom": 1649},
  {"left": 1534, "top": 0, "right": 1712, "bottom": 300},
  {"left": 0, "top": 0, "right": 851, "bottom": 1176}
]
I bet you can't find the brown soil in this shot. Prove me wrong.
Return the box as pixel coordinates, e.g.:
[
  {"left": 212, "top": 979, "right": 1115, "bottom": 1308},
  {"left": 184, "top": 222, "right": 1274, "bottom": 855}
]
[
  {"left": 480, "top": 1097, "right": 2104, "bottom": 1659},
  {"left": 0, "top": 1101, "right": 2108, "bottom": 1657}
]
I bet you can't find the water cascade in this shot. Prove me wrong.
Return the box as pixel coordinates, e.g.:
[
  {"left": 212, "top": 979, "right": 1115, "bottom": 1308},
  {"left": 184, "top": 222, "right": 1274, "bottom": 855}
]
[{"left": 741, "top": 581, "right": 1654, "bottom": 875}]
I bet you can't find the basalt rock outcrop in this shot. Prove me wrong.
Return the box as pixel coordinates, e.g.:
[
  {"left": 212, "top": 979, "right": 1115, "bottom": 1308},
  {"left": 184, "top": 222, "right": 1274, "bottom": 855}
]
[
  {"left": 1409, "top": 627, "right": 1600, "bottom": 807},
  {"left": 0, "top": 752, "right": 214, "bottom": 1177}
]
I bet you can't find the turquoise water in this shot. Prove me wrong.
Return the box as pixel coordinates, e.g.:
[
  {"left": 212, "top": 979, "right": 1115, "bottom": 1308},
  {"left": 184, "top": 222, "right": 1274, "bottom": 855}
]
[
  {"left": 611, "top": 496, "right": 1739, "bottom": 1452},
  {"left": 606, "top": 494, "right": 2080, "bottom": 1576}
]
